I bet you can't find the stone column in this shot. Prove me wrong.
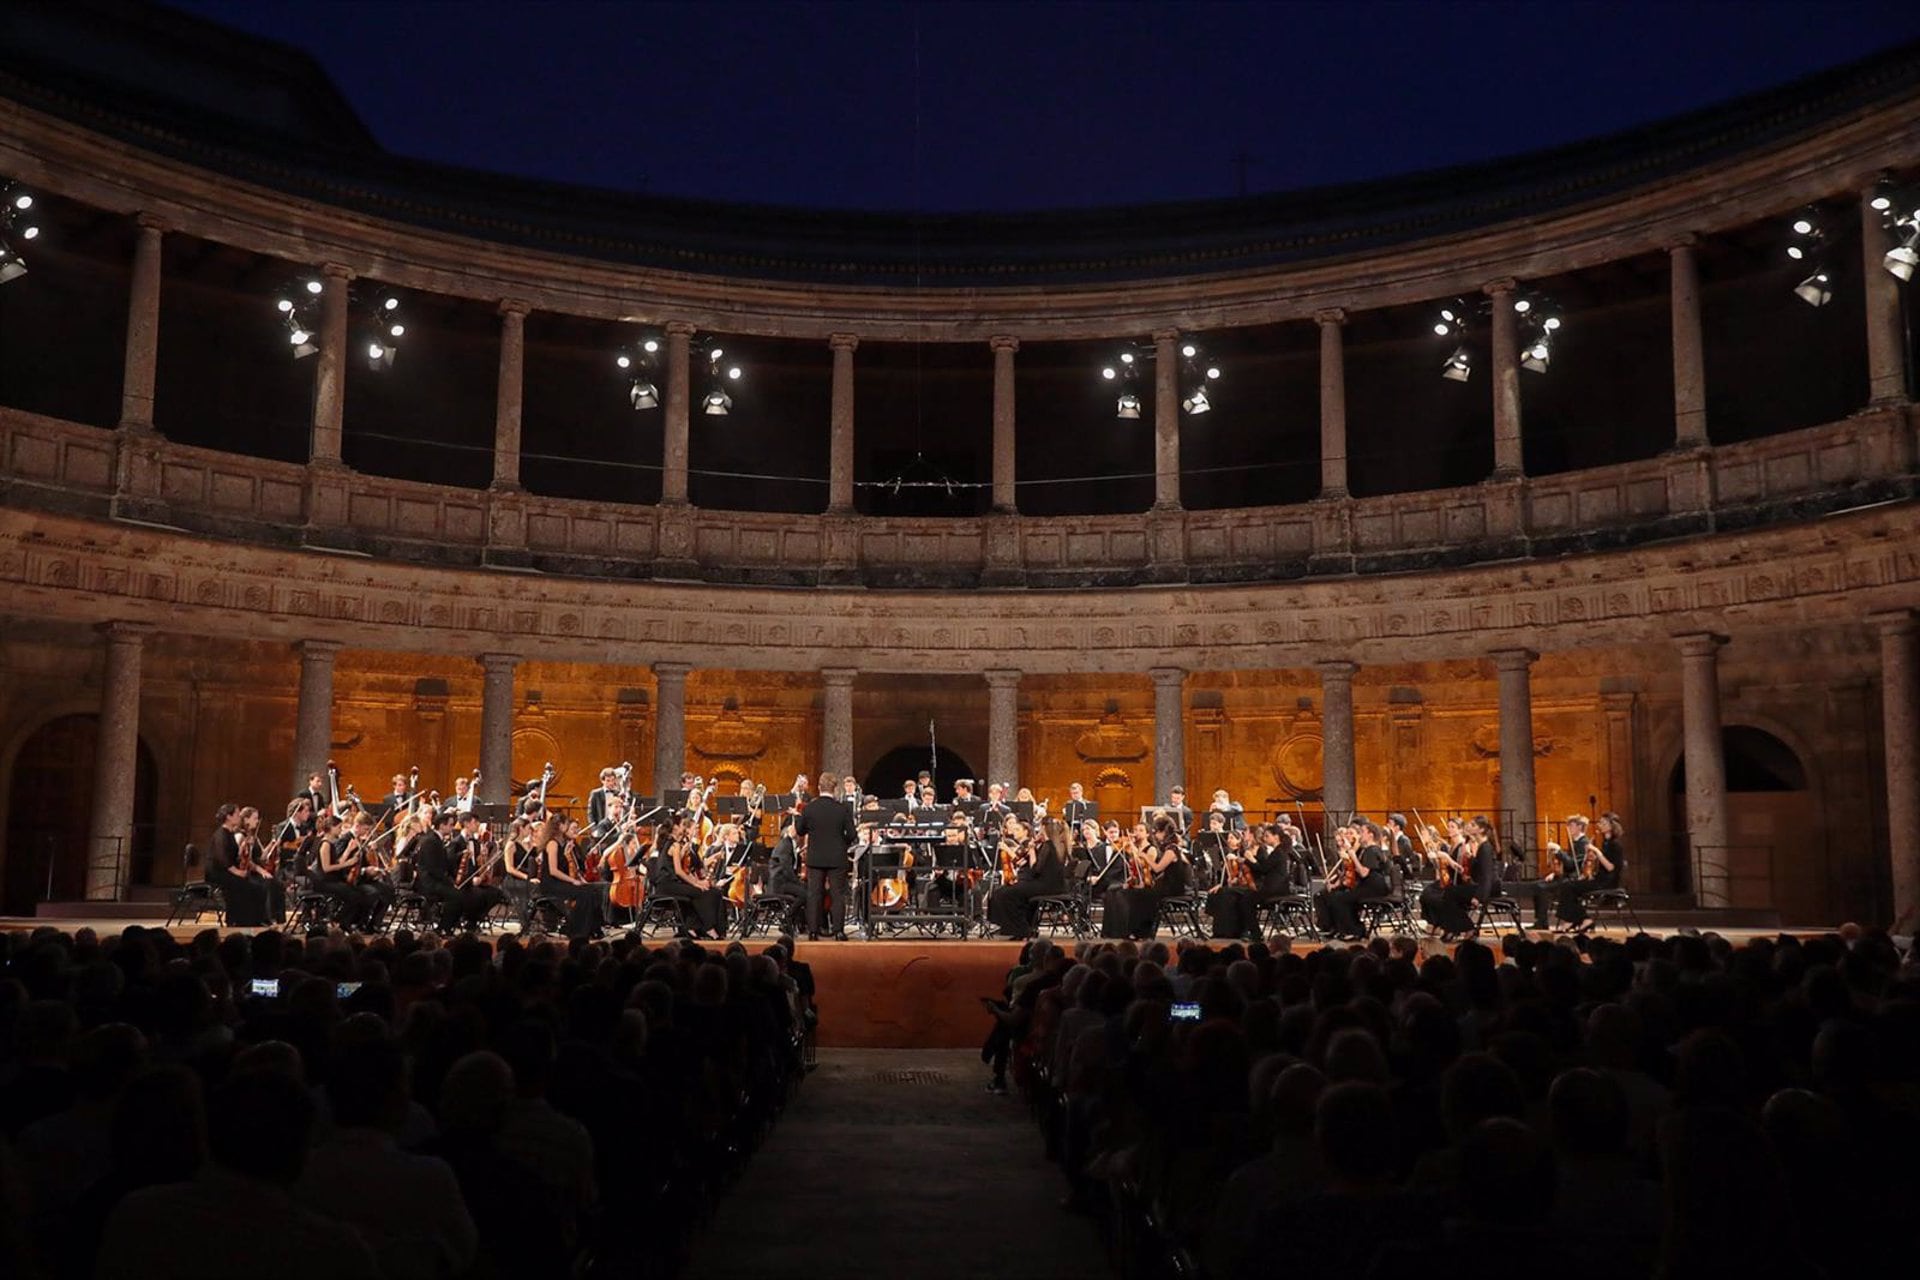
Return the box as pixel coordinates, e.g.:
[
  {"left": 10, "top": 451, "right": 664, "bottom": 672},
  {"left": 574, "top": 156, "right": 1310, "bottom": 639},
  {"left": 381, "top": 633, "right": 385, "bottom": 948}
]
[
  {"left": 1151, "top": 667, "right": 1187, "bottom": 803},
  {"left": 1677, "top": 633, "right": 1731, "bottom": 907},
  {"left": 310, "top": 264, "right": 351, "bottom": 465},
  {"left": 118, "top": 215, "right": 164, "bottom": 431},
  {"left": 1876, "top": 611, "right": 1920, "bottom": 930},
  {"left": 1668, "top": 237, "right": 1709, "bottom": 448},
  {"left": 1493, "top": 649, "right": 1539, "bottom": 856},
  {"left": 491, "top": 302, "right": 528, "bottom": 489},
  {"left": 1864, "top": 186, "right": 1909, "bottom": 405},
  {"left": 478, "top": 653, "right": 516, "bottom": 806},
  {"left": 821, "top": 667, "right": 856, "bottom": 779},
  {"left": 1316, "top": 308, "right": 1348, "bottom": 498},
  {"left": 85, "top": 623, "right": 147, "bottom": 900},
  {"left": 1318, "top": 660, "right": 1359, "bottom": 818},
  {"left": 661, "top": 322, "right": 694, "bottom": 505},
  {"left": 990, "top": 336, "right": 1019, "bottom": 513},
  {"left": 1152, "top": 329, "right": 1181, "bottom": 510},
  {"left": 290, "top": 640, "right": 339, "bottom": 794},
  {"left": 1486, "top": 278, "right": 1523, "bottom": 479},
  {"left": 652, "top": 661, "right": 691, "bottom": 797},
  {"left": 828, "top": 333, "right": 858, "bottom": 514},
  {"left": 985, "top": 669, "right": 1021, "bottom": 792}
]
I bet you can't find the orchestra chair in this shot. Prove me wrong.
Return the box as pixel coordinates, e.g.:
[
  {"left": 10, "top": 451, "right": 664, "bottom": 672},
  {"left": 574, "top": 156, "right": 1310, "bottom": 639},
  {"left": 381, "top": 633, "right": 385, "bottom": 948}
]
[
  {"left": 1258, "top": 891, "right": 1317, "bottom": 940},
  {"left": 1153, "top": 889, "right": 1209, "bottom": 939},
  {"left": 638, "top": 896, "right": 690, "bottom": 938},
  {"left": 741, "top": 894, "right": 799, "bottom": 938},
  {"left": 289, "top": 887, "right": 343, "bottom": 934},
  {"left": 1583, "top": 887, "right": 1644, "bottom": 933},
  {"left": 1032, "top": 886, "right": 1092, "bottom": 938},
  {"left": 384, "top": 888, "right": 430, "bottom": 934},
  {"left": 1358, "top": 860, "right": 1416, "bottom": 937},
  {"left": 165, "top": 844, "right": 225, "bottom": 927},
  {"left": 523, "top": 894, "right": 570, "bottom": 935},
  {"left": 1475, "top": 891, "right": 1528, "bottom": 936}
]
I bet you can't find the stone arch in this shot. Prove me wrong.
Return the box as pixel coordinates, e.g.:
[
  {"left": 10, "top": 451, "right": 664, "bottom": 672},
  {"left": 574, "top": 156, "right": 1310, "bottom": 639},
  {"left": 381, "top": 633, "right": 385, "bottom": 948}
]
[{"left": 2, "top": 713, "right": 159, "bottom": 915}]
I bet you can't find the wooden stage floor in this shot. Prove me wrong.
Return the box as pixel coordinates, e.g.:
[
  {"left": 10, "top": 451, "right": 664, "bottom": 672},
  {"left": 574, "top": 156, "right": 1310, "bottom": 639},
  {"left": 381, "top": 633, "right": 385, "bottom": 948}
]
[{"left": 1, "top": 915, "right": 1833, "bottom": 1048}]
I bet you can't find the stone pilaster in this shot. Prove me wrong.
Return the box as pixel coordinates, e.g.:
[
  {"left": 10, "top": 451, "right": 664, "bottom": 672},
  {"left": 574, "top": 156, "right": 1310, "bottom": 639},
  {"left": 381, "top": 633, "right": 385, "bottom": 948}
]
[
  {"left": 478, "top": 653, "right": 516, "bottom": 806},
  {"left": 86, "top": 622, "right": 148, "bottom": 900},
  {"left": 1493, "top": 648, "right": 1539, "bottom": 856},
  {"left": 1318, "top": 660, "right": 1358, "bottom": 817},
  {"left": 1875, "top": 611, "right": 1919, "bottom": 930},
  {"left": 652, "top": 661, "right": 691, "bottom": 798},
  {"left": 492, "top": 301, "right": 528, "bottom": 490},
  {"left": 1150, "top": 667, "right": 1187, "bottom": 803},
  {"left": 1677, "top": 633, "right": 1731, "bottom": 907},
  {"left": 291, "top": 640, "right": 339, "bottom": 795}
]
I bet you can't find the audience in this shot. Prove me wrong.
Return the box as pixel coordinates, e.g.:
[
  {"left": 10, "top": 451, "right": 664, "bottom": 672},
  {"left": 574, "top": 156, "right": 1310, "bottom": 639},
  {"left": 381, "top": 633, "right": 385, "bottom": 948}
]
[
  {"left": 1006, "top": 927, "right": 1915, "bottom": 1278},
  {"left": 0, "top": 923, "right": 813, "bottom": 1280}
]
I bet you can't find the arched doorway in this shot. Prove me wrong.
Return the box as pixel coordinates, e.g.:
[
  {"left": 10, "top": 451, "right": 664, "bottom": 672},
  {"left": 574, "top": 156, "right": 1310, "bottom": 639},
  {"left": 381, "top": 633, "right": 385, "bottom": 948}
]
[
  {"left": 1668, "top": 725, "right": 1819, "bottom": 918},
  {"left": 4, "top": 715, "right": 159, "bottom": 915},
  {"left": 862, "top": 744, "right": 979, "bottom": 804}
]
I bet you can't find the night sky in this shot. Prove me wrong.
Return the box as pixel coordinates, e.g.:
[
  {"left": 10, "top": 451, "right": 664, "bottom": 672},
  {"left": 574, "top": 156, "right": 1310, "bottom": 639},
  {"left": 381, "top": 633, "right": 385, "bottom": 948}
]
[{"left": 165, "top": 0, "right": 1920, "bottom": 213}]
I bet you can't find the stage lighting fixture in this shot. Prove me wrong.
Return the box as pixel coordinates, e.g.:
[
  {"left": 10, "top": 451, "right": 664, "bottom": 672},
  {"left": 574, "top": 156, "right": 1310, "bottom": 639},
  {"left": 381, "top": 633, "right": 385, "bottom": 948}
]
[
  {"left": 306, "top": 279, "right": 324, "bottom": 294},
  {"left": 0, "top": 256, "right": 28, "bottom": 285},
  {"left": 11, "top": 193, "right": 29, "bottom": 210},
  {"left": 1513, "top": 298, "right": 1532, "bottom": 313},
  {"left": 1116, "top": 393, "right": 1142, "bottom": 419},
  {"left": 642, "top": 339, "right": 660, "bottom": 354},
  {"left": 1521, "top": 340, "right": 1552, "bottom": 374},
  {"left": 1182, "top": 387, "right": 1211, "bottom": 415},
  {"left": 1791, "top": 217, "right": 1814, "bottom": 235},
  {"left": 1181, "top": 343, "right": 1197, "bottom": 358},
  {"left": 1120, "top": 352, "right": 1134, "bottom": 364},
  {"left": 629, "top": 380, "right": 659, "bottom": 410},
  {"left": 1887, "top": 238, "right": 1919, "bottom": 283},
  {"left": 1205, "top": 366, "right": 1220, "bottom": 380},
  {"left": 703, "top": 388, "right": 733, "bottom": 416},
  {"left": 1793, "top": 272, "right": 1833, "bottom": 307},
  {"left": 617, "top": 354, "right": 632, "bottom": 369},
  {"left": 1101, "top": 366, "right": 1117, "bottom": 379},
  {"left": 1442, "top": 347, "right": 1472, "bottom": 382}
]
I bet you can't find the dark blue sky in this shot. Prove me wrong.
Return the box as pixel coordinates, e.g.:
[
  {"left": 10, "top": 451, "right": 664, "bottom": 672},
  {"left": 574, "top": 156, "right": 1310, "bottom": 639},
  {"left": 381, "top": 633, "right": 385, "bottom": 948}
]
[{"left": 170, "top": 0, "right": 1920, "bottom": 212}]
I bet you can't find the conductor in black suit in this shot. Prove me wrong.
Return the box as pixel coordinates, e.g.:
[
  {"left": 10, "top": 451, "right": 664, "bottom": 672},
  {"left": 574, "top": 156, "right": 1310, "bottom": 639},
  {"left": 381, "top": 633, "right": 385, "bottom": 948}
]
[{"left": 795, "top": 770, "right": 858, "bottom": 940}]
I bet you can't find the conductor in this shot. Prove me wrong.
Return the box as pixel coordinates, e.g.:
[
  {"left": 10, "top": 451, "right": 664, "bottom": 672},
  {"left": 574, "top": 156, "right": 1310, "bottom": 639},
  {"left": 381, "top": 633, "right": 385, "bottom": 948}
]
[{"left": 795, "top": 770, "right": 859, "bottom": 941}]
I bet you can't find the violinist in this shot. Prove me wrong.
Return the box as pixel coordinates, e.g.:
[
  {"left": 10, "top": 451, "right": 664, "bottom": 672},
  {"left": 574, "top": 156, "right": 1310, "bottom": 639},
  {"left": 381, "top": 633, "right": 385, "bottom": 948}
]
[
  {"left": 651, "top": 816, "right": 724, "bottom": 939},
  {"left": 237, "top": 806, "right": 288, "bottom": 923},
  {"left": 1555, "top": 812, "right": 1626, "bottom": 933},
  {"left": 988, "top": 818, "right": 1065, "bottom": 940},
  {"left": 452, "top": 811, "right": 509, "bottom": 929},
  {"left": 1385, "top": 813, "right": 1421, "bottom": 880},
  {"left": 1192, "top": 808, "right": 1232, "bottom": 888},
  {"left": 1319, "top": 821, "right": 1391, "bottom": 941},
  {"left": 1421, "top": 815, "right": 1499, "bottom": 942},
  {"left": 1206, "top": 824, "right": 1261, "bottom": 941},
  {"left": 1530, "top": 814, "right": 1587, "bottom": 930},
  {"left": 317, "top": 811, "right": 381, "bottom": 930},
  {"left": 536, "top": 814, "right": 604, "bottom": 939},
  {"left": 764, "top": 811, "right": 807, "bottom": 917},
  {"left": 1061, "top": 783, "right": 1096, "bottom": 842},
  {"left": 1082, "top": 819, "right": 1128, "bottom": 902},
  {"left": 1101, "top": 814, "right": 1188, "bottom": 940},
  {"left": 208, "top": 803, "right": 273, "bottom": 927}
]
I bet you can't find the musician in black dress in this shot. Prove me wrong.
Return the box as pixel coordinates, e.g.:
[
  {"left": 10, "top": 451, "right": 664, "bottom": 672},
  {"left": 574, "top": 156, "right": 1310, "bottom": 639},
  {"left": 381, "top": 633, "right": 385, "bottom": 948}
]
[
  {"left": 1320, "top": 824, "right": 1392, "bottom": 940},
  {"left": 1101, "top": 815, "right": 1188, "bottom": 940},
  {"left": 315, "top": 811, "right": 381, "bottom": 930},
  {"left": 536, "top": 815, "right": 604, "bottom": 939},
  {"left": 988, "top": 820, "right": 1066, "bottom": 940},
  {"left": 1206, "top": 824, "right": 1262, "bottom": 941},
  {"left": 1555, "top": 812, "right": 1627, "bottom": 931},
  {"left": 649, "top": 817, "right": 723, "bottom": 939},
  {"left": 207, "top": 804, "right": 273, "bottom": 927},
  {"left": 1420, "top": 816, "right": 1497, "bottom": 941},
  {"left": 1081, "top": 819, "right": 1126, "bottom": 904}
]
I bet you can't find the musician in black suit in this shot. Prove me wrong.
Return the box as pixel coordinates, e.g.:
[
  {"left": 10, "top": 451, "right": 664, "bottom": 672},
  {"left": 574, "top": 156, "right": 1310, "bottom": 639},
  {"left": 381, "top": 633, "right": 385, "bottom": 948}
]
[
  {"left": 300, "top": 772, "right": 329, "bottom": 819},
  {"left": 413, "top": 809, "right": 463, "bottom": 933},
  {"left": 1061, "top": 783, "right": 1097, "bottom": 845},
  {"left": 586, "top": 768, "right": 617, "bottom": 827},
  {"left": 794, "top": 771, "right": 858, "bottom": 940}
]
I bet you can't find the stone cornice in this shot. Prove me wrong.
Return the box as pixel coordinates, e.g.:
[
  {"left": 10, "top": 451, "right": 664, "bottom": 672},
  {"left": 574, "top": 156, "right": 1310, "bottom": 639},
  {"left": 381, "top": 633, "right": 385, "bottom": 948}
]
[
  {"left": 0, "top": 61, "right": 1917, "bottom": 338},
  {"left": 2, "top": 505, "right": 1913, "bottom": 674}
]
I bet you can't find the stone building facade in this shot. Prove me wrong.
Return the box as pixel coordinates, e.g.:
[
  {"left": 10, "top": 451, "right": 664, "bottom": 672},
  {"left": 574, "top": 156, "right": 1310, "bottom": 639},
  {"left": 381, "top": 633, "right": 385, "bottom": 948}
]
[{"left": 0, "top": 7, "right": 1913, "bottom": 925}]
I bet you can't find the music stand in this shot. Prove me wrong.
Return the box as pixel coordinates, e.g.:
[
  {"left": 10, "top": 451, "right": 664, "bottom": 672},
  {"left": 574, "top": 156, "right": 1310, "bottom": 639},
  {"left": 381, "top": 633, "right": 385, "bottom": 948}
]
[
  {"left": 712, "top": 796, "right": 748, "bottom": 820},
  {"left": 1009, "top": 800, "right": 1036, "bottom": 825},
  {"left": 663, "top": 788, "right": 692, "bottom": 811},
  {"left": 471, "top": 803, "right": 514, "bottom": 826}
]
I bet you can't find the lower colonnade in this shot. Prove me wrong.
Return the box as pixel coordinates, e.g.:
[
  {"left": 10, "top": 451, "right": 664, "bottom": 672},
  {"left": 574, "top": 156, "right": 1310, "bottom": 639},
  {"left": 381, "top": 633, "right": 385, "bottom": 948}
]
[{"left": 0, "top": 499, "right": 1913, "bottom": 930}]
